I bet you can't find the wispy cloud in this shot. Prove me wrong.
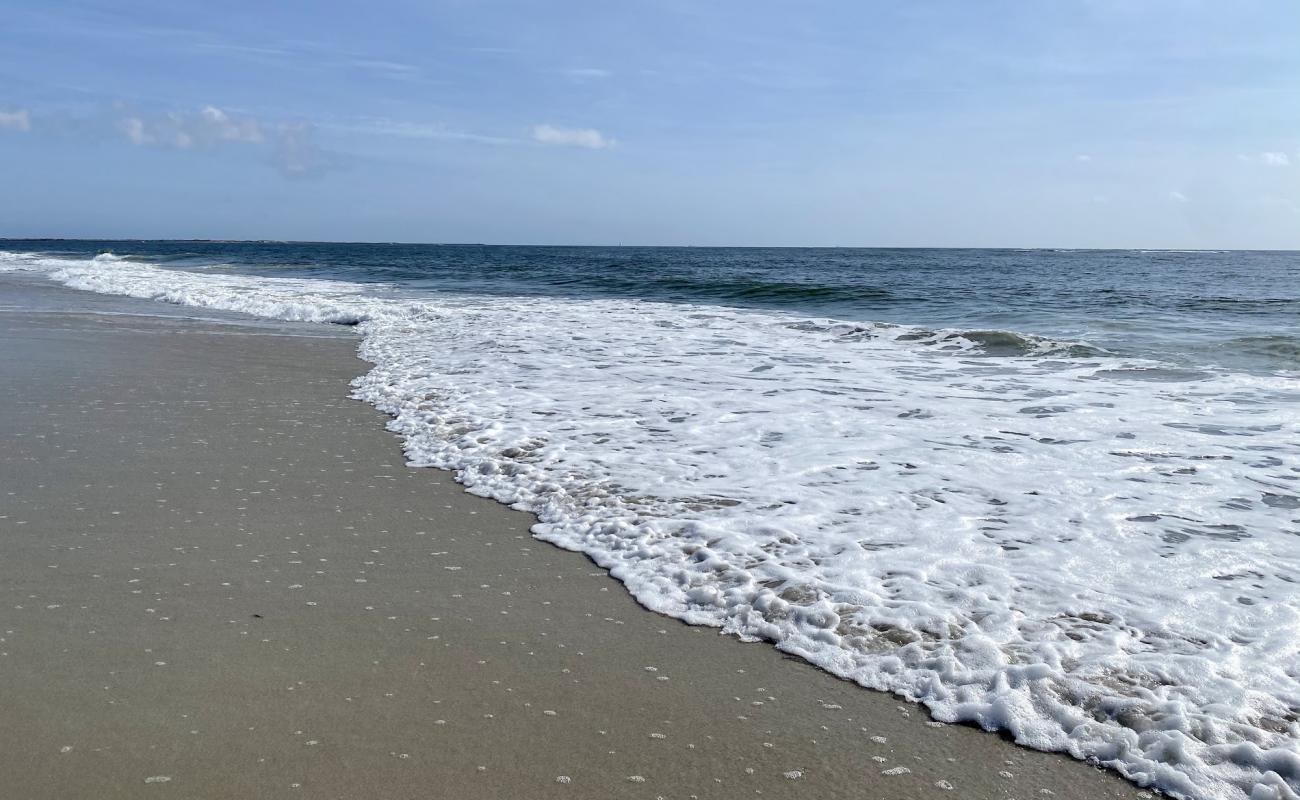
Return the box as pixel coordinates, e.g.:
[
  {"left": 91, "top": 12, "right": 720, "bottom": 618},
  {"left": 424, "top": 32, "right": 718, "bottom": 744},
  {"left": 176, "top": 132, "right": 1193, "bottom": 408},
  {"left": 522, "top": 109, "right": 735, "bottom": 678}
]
[
  {"left": 0, "top": 109, "right": 31, "bottom": 132},
  {"left": 46, "top": 19, "right": 435, "bottom": 86},
  {"left": 563, "top": 67, "right": 613, "bottom": 80},
  {"left": 1237, "top": 151, "right": 1292, "bottom": 167},
  {"left": 349, "top": 59, "right": 423, "bottom": 81},
  {"left": 1169, "top": 190, "right": 1189, "bottom": 203},
  {"left": 192, "top": 42, "right": 294, "bottom": 60},
  {"left": 340, "top": 118, "right": 520, "bottom": 146},
  {"left": 531, "top": 124, "right": 615, "bottom": 150},
  {"left": 351, "top": 58, "right": 416, "bottom": 73}
]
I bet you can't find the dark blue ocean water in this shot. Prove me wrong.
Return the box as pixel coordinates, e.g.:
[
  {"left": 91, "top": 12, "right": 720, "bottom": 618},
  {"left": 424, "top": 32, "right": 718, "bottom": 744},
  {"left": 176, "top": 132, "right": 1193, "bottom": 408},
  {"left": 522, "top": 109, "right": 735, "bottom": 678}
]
[{"left": 4, "top": 240, "right": 1299, "bottom": 372}]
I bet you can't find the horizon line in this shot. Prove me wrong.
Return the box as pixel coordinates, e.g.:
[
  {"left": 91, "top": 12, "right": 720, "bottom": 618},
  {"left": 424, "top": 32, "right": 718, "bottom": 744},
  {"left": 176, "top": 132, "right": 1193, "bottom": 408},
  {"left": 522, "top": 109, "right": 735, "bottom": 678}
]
[{"left": 2, "top": 237, "right": 1295, "bottom": 253}]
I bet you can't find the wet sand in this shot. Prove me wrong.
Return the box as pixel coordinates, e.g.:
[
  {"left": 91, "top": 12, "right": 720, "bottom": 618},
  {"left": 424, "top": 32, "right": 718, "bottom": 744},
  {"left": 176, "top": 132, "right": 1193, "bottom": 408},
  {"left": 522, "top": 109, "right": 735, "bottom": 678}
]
[{"left": 0, "top": 279, "right": 1149, "bottom": 799}]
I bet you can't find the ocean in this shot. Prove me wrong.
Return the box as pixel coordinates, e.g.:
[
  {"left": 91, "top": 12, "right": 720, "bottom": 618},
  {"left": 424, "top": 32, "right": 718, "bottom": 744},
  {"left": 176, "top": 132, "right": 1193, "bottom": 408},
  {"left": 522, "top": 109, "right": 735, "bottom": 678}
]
[{"left": 3, "top": 241, "right": 1298, "bottom": 799}]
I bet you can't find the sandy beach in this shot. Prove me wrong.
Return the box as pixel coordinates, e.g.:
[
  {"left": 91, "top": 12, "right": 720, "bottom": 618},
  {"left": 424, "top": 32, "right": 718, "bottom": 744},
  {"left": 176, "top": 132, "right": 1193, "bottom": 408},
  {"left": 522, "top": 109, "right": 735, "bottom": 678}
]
[{"left": 0, "top": 277, "right": 1149, "bottom": 799}]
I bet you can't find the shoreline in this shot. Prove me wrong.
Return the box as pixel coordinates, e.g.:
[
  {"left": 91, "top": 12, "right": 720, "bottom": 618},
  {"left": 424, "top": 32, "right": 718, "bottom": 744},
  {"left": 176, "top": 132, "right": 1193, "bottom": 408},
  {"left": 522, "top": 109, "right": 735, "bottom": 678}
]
[{"left": 0, "top": 278, "right": 1147, "bottom": 798}]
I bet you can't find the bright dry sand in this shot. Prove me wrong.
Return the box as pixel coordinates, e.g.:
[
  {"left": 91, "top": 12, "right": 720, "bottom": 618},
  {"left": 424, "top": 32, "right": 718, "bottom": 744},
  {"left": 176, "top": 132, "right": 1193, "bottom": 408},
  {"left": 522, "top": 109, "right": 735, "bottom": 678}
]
[{"left": 0, "top": 278, "right": 1150, "bottom": 799}]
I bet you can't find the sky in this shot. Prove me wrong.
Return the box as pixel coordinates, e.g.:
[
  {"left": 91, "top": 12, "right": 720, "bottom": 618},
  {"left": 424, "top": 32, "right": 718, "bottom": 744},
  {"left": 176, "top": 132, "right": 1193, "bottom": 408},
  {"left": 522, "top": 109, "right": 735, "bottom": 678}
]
[{"left": 1, "top": 0, "right": 1298, "bottom": 248}]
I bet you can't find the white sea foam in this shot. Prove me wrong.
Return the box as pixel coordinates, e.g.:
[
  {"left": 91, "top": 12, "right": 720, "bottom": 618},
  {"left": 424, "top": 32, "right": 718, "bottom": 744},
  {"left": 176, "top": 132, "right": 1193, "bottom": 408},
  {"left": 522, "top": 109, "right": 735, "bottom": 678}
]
[
  {"left": 0, "top": 250, "right": 45, "bottom": 271},
  {"left": 10, "top": 251, "right": 1300, "bottom": 800}
]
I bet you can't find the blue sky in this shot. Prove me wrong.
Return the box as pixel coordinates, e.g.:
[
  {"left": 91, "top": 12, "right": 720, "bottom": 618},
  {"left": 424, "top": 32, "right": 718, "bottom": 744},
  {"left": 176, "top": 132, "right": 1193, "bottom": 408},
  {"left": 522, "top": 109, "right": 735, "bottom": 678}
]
[{"left": 1, "top": 0, "right": 1297, "bottom": 247}]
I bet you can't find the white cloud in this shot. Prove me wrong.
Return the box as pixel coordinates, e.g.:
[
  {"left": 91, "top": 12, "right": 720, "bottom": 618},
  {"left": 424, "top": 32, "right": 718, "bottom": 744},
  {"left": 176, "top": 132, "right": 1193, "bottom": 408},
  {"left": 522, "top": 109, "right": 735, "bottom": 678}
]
[
  {"left": 0, "top": 109, "right": 31, "bottom": 132},
  {"left": 109, "top": 104, "right": 330, "bottom": 177},
  {"left": 113, "top": 105, "right": 264, "bottom": 149},
  {"left": 1075, "top": 154, "right": 1092, "bottom": 162},
  {"left": 3, "top": 102, "right": 329, "bottom": 178},
  {"left": 199, "top": 105, "right": 264, "bottom": 143},
  {"left": 1239, "top": 151, "right": 1292, "bottom": 167},
  {"left": 531, "top": 124, "right": 614, "bottom": 149},
  {"left": 1169, "top": 190, "right": 1189, "bottom": 203},
  {"left": 118, "top": 116, "right": 148, "bottom": 145}
]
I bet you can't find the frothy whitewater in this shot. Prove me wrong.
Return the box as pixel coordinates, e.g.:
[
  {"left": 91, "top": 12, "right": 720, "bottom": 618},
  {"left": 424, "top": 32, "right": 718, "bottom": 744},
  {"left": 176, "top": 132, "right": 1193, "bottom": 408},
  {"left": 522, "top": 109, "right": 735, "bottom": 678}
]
[{"left": 5, "top": 250, "right": 1299, "bottom": 799}]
